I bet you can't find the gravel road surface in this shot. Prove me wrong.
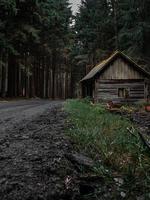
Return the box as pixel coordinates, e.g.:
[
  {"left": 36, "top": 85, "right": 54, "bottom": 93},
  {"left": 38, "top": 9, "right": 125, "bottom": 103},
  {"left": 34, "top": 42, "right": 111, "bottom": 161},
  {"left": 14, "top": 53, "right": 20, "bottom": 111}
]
[
  {"left": 0, "top": 100, "right": 77, "bottom": 200},
  {"left": 0, "top": 100, "right": 61, "bottom": 131}
]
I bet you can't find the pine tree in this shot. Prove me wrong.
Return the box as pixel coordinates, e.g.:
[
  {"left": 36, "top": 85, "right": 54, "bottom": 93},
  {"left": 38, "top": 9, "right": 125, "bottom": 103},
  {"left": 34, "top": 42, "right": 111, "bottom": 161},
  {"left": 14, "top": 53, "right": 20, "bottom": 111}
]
[{"left": 0, "top": 0, "right": 72, "bottom": 98}]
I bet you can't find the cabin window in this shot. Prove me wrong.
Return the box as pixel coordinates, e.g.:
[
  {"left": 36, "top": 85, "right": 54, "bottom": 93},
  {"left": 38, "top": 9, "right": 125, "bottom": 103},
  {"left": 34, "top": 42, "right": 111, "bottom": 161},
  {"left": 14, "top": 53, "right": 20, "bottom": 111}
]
[{"left": 118, "top": 88, "right": 130, "bottom": 98}]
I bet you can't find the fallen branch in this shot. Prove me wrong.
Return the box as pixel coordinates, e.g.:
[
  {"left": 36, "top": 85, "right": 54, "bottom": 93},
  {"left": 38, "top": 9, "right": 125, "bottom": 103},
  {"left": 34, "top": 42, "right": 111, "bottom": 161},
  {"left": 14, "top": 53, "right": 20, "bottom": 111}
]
[
  {"left": 127, "top": 126, "right": 150, "bottom": 151},
  {"left": 127, "top": 126, "right": 137, "bottom": 138},
  {"left": 32, "top": 126, "right": 49, "bottom": 134},
  {"left": 138, "top": 131, "right": 150, "bottom": 151}
]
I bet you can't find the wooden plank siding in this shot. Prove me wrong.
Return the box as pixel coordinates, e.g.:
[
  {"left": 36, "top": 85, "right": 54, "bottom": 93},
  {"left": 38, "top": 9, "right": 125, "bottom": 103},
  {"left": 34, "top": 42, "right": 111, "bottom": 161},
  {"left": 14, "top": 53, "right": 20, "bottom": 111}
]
[{"left": 100, "top": 58, "right": 144, "bottom": 80}]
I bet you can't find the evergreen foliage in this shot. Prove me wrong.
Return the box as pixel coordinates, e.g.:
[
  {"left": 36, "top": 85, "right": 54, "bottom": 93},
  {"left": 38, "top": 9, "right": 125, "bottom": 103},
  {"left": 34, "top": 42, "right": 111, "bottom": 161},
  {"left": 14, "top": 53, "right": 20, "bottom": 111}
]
[
  {"left": 0, "top": 0, "right": 72, "bottom": 98},
  {"left": 74, "top": 0, "right": 150, "bottom": 75}
]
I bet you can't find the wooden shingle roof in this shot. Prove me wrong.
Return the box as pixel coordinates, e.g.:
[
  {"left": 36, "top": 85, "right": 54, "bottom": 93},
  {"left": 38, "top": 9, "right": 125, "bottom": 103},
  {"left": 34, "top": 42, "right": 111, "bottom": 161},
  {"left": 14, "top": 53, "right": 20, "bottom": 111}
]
[{"left": 81, "top": 51, "right": 150, "bottom": 82}]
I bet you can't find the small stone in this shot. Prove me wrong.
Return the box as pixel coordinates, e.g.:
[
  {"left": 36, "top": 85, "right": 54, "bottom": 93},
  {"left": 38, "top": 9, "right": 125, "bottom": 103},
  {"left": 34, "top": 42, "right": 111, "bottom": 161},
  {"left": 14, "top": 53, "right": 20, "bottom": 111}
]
[
  {"left": 120, "top": 192, "right": 126, "bottom": 198},
  {"left": 0, "top": 178, "right": 6, "bottom": 184},
  {"left": 66, "top": 153, "right": 94, "bottom": 167},
  {"left": 114, "top": 178, "right": 124, "bottom": 186}
]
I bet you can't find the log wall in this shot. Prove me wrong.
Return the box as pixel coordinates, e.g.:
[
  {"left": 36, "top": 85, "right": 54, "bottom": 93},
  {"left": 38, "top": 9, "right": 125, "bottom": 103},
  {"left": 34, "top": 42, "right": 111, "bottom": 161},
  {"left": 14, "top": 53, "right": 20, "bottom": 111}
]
[{"left": 95, "top": 80, "right": 146, "bottom": 102}]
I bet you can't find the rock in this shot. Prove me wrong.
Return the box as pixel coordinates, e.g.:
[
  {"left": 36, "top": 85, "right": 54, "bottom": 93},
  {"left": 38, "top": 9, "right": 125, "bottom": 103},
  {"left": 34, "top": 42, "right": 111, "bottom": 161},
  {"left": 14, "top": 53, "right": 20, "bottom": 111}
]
[
  {"left": 114, "top": 177, "right": 124, "bottom": 186},
  {"left": 120, "top": 192, "right": 126, "bottom": 198},
  {"left": 0, "top": 155, "right": 11, "bottom": 160},
  {"left": 66, "top": 153, "right": 94, "bottom": 168},
  {"left": 0, "top": 178, "right": 6, "bottom": 184}
]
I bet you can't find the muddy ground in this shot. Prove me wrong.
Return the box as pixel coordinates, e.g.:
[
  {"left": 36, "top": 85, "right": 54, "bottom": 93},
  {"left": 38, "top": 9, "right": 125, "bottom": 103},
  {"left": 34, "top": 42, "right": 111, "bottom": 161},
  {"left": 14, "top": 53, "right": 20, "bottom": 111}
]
[
  {"left": 0, "top": 100, "right": 78, "bottom": 200},
  {"left": 0, "top": 100, "right": 149, "bottom": 200}
]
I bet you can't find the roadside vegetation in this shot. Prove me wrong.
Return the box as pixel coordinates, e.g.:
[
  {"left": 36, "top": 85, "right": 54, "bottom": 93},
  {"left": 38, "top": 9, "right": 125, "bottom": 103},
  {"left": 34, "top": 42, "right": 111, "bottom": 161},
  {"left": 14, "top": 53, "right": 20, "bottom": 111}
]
[{"left": 65, "top": 99, "right": 150, "bottom": 199}]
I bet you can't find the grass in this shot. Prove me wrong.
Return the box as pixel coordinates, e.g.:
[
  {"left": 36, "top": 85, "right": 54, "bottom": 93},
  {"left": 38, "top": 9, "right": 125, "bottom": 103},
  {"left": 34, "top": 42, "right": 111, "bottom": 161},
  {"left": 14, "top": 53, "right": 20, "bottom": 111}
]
[{"left": 65, "top": 99, "right": 150, "bottom": 199}]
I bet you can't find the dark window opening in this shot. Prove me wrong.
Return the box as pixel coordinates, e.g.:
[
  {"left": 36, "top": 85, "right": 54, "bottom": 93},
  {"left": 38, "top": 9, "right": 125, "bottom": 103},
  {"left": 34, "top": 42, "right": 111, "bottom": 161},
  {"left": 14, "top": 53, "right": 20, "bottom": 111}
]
[{"left": 118, "top": 88, "right": 130, "bottom": 98}]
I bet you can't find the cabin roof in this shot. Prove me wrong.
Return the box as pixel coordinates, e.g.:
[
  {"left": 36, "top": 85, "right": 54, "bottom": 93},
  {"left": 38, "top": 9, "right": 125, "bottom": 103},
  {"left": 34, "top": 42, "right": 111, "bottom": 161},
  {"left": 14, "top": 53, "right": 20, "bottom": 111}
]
[{"left": 80, "top": 51, "right": 150, "bottom": 82}]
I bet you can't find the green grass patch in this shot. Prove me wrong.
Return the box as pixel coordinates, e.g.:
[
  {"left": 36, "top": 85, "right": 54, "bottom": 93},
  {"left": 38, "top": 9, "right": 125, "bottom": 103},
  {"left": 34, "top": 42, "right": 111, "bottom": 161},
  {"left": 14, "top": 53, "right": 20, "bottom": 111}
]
[{"left": 65, "top": 99, "right": 150, "bottom": 198}]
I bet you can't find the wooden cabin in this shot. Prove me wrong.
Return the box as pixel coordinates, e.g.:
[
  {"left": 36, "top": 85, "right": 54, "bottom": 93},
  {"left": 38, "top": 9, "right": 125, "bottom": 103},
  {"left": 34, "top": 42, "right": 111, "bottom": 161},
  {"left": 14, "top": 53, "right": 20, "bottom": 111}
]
[{"left": 80, "top": 51, "right": 150, "bottom": 102}]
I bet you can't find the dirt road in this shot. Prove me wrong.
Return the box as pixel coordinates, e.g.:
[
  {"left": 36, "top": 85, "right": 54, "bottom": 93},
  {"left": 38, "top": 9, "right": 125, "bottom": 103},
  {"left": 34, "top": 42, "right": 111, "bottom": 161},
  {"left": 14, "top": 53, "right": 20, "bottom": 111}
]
[{"left": 0, "top": 100, "right": 76, "bottom": 200}]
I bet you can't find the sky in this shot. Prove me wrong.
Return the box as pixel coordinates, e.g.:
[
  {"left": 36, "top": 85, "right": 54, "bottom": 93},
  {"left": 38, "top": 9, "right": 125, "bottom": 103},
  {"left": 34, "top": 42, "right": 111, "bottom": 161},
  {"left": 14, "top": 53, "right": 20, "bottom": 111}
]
[{"left": 69, "top": 0, "right": 81, "bottom": 14}]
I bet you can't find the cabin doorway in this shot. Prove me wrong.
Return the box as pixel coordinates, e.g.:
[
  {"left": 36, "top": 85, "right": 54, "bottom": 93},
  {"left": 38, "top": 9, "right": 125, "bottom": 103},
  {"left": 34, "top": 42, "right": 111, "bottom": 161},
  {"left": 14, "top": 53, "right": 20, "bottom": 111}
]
[
  {"left": 86, "top": 83, "right": 93, "bottom": 97},
  {"left": 82, "top": 81, "right": 93, "bottom": 98}
]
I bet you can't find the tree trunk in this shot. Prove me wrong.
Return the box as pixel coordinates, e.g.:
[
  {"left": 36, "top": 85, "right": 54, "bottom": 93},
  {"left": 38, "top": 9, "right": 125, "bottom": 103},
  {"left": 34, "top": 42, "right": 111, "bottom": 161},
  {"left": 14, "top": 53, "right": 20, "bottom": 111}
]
[
  {"left": 8, "top": 55, "right": 16, "bottom": 97},
  {"left": 113, "top": 0, "right": 119, "bottom": 49},
  {"left": 1, "top": 64, "right": 6, "bottom": 97},
  {"left": 45, "top": 57, "right": 50, "bottom": 98},
  {"left": 52, "top": 50, "right": 57, "bottom": 99}
]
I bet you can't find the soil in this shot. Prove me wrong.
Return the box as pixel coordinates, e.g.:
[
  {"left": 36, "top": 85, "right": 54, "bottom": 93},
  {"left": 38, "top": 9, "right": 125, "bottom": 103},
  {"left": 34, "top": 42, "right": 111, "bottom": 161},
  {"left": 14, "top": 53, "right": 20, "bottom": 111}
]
[
  {"left": 1, "top": 100, "right": 149, "bottom": 200},
  {"left": 131, "top": 111, "right": 150, "bottom": 134},
  {"left": 0, "top": 100, "right": 78, "bottom": 200}
]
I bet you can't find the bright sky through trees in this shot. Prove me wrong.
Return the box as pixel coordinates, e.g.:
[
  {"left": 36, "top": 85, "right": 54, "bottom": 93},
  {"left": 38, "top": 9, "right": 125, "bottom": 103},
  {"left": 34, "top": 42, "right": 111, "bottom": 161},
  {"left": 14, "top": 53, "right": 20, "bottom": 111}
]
[{"left": 69, "top": 0, "right": 81, "bottom": 14}]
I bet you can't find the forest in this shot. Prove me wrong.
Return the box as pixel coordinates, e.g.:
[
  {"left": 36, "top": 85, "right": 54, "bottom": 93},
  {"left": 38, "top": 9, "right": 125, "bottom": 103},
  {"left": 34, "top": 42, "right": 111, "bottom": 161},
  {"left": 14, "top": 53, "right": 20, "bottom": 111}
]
[{"left": 0, "top": 0, "right": 150, "bottom": 99}]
